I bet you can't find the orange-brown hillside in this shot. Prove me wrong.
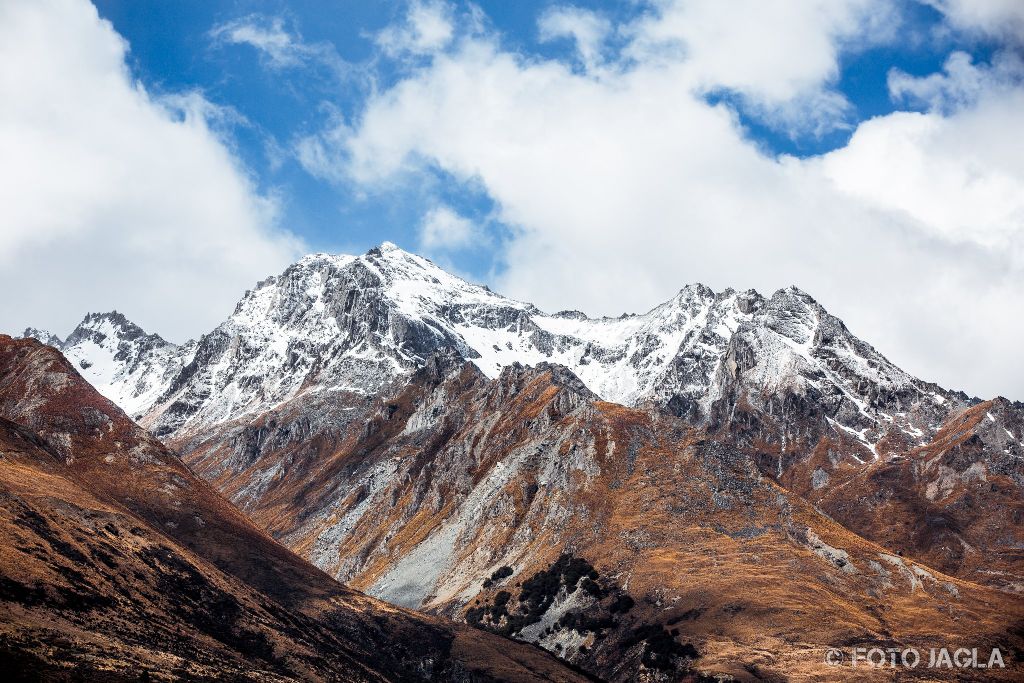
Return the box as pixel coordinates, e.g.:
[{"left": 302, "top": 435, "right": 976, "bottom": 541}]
[
  {"left": 171, "top": 352, "right": 1024, "bottom": 681},
  {"left": 0, "top": 335, "right": 589, "bottom": 682}
]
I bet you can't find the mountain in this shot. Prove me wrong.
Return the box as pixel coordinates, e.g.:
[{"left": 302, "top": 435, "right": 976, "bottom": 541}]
[
  {"left": 20, "top": 327, "right": 63, "bottom": 349},
  {"left": 24, "top": 311, "right": 188, "bottom": 421},
  {"left": 187, "top": 348, "right": 1024, "bottom": 679},
  {"left": 22, "top": 244, "right": 1024, "bottom": 678},
  {"left": 0, "top": 335, "right": 590, "bottom": 682},
  {"left": 35, "top": 244, "right": 1020, "bottom": 574},
  {"left": 34, "top": 243, "right": 969, "bottom": 450}
]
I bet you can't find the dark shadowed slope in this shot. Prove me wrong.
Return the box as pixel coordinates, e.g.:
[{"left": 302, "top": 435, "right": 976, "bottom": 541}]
[{"left": 0, "top": 335, "right": 589, "bottom": 683}]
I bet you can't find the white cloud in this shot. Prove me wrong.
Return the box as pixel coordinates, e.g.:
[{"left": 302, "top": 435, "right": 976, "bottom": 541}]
[
  {"left": 925, "top": 0, "right": 1024, "bottom": 43},
  {"left": 419, "top": 205, "right": 478, "bottom": 250},
  {"left": 625, "top": 0, "right": 901, "bottom": 135},
  {"left": 210, "top": 13, "right": 349, "bottom": 78},
  {"left": 211, "top": 15, "right": 305, "bottom": 67},
  {"left": 628, "top": 0, "right": 893, "bottom": 98},
  {"left": 0, "top": 0, "right": 302, "bottom": 341},
  {"left": 295, "top": 105, "right": 353, "bottom": 185},
  {"left": 538, "top": 7, "right": 611, "bottom": 71},
  {"left": 376, "top": 1, "right": 454, "bottom": 56},
  {"left": 323, "top": 0, "right": 1024, "bottom": 398},
  {"left": 888, "top": 50, "right": 1024, "bottom": 113},
  {"left": 819, "top": 90, "right": 1024, "bottom": 254}
]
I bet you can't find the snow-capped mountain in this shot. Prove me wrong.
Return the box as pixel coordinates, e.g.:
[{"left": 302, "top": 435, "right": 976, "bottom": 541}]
[
  {"left": 23, "top": 311, "right": 188, "bottom": 420},
  {"left": 25, "top": 242, "right": 971, "bottom": 454},
  {"left": 21, "top": 326, "right": 63, "bottom": 349},
  {"left": 17, "top": 245, "right": 1024, "bottom": 679}
]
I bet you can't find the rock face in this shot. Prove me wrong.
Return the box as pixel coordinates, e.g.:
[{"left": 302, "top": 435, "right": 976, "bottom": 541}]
[
  {"left": 22, "top": 244, "right": 1024, "bottom": 678},
  {"left": 0, "top": 335, "right": 588, "bottom": 683},
  {"left": 807, "top": 397, "right": 1024, "bottom": 592}
]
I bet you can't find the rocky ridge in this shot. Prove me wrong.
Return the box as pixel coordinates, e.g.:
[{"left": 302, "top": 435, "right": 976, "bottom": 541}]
[{"left": 26, "top": 243, "right": 987, "bottom": 461}]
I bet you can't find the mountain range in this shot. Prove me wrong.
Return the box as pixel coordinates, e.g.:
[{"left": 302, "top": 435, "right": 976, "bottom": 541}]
[{"left": 15, "top": 242, "right": 1024, "bottom": 680}]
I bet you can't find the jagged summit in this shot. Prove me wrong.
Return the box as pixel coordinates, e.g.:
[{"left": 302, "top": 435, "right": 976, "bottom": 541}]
[
  {"left": 21, "top": 326, "right": 62, "bottom": 348},
  {"left": 28, "top": 244, "right": 969, "bottom": 460},
  {"left": 64, "top": 310, "right": 170, "bottom": 348},
  {"left": 19, "top": 311, "right": 186, "bottom": 420}
]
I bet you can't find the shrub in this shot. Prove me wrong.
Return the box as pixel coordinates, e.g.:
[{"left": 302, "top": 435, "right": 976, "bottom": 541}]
[
  {"left": 609, "top": 593, "right": 635, "bottom": 614},
  {"left": 623, "top": 625, "right": 699, "bottom": 671},
  {"left": 491, "top": 565, "right": 514, "bottom": 581}
]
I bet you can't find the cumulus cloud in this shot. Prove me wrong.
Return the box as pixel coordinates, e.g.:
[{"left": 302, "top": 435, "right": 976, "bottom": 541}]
[
  {"left": 419, "top": 205, "right": 479, "bottom": 250},
  {"left": 819, "top": 90, "right": 1024, "bottom": 254},
  {"left": 625, "top": 0, "right": 901, "bottom": 135},
  {"left": 313, "top": 0, "right": 1024, "bottom": 398},
  {"left": 376, "top": 1, "right": 455, "bottom": 56},
  {"left": 538, "top": 7, "right": 612, "bottom": 71},
  {"left": 0, "top": 0, "right": 302, "bottom": 341},
  {"left": 925, "top": 0, "right": 1024, "bottom": 43},
  {"left": 888, "top": 50, "right": 1024, "bottom": 113}
]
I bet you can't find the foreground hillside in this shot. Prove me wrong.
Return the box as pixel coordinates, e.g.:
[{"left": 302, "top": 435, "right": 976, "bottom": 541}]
[{"left": 0, "top": 335, "right": 588, "bottom": 682}]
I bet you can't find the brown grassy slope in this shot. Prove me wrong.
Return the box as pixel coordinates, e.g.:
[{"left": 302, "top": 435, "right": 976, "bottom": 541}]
[
  {"left": 175, "top": 355, "right": 1024, "bottom": 681},
  {"left": 0, "top": 335, "right": 589, "bottom": 683},
  {"left": 712, "top": 380, "right": 1024, "bottom": 594},
  {"left": 775, "top": 399, "right": 1024, "bottom": 592}
]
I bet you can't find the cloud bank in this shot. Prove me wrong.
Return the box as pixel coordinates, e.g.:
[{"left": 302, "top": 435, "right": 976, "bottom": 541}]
[{"left": 0, "top": 0, "right": 302, "bottom": 342}]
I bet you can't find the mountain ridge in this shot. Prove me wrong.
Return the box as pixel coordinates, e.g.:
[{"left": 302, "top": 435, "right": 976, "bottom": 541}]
[
  {"left": 23, "top": 243, "right": 990, "bottom": 440},
  {"left": 21, "top": 246, "right": 1024, "bottom": 587}
]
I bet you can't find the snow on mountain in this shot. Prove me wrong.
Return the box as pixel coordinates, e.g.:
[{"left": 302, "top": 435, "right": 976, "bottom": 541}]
[
  {"left": 140, "top": 242, "right": 763, "bottom": 438},
  {"left": 21, "top": 327, "right": 63, "bottom": 348},
  {"left": 27, "top": 243, "right": 966, "bottom": 447},
  {"left": 141, "top": 243, "right": 532, "bottom": 437},
  {"left": 700, "top": 286, "right": 964, "bottom": 458},
  {"left": 20, "top": 312, "right": 187, "bottom": 420}
]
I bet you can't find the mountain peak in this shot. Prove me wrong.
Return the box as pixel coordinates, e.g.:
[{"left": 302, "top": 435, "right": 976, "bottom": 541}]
[
  {"left": 677, "top": 282, "right": 715, "bottom": 299},
  {"left": 366, "top": 240, "right": 408, "bottom": 258},
  {"left": 55, "top": 311, "right": 182, "bottom": 420},
  {"left": 771, "top": 284, "right": 816, "bottom": 303},
  {"left": 34, "top": 246, "right": 970, "bottom": 453},
  {"left": 21, "top": 327, "right": 63, "bottom": 348},
  {"left": 67, "top": 310, "right": 154, "bottom": 343}
]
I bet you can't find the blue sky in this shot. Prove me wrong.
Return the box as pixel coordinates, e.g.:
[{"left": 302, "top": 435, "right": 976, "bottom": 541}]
[
  {"left": 93, "top": 1, "right": 587, "bottom": 272},
  {"left": 91, "top": 0, "right": 997, "bottom": 279},
  {"left": 2, "top": 0, "right": 1023, "bottom": 398}
]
